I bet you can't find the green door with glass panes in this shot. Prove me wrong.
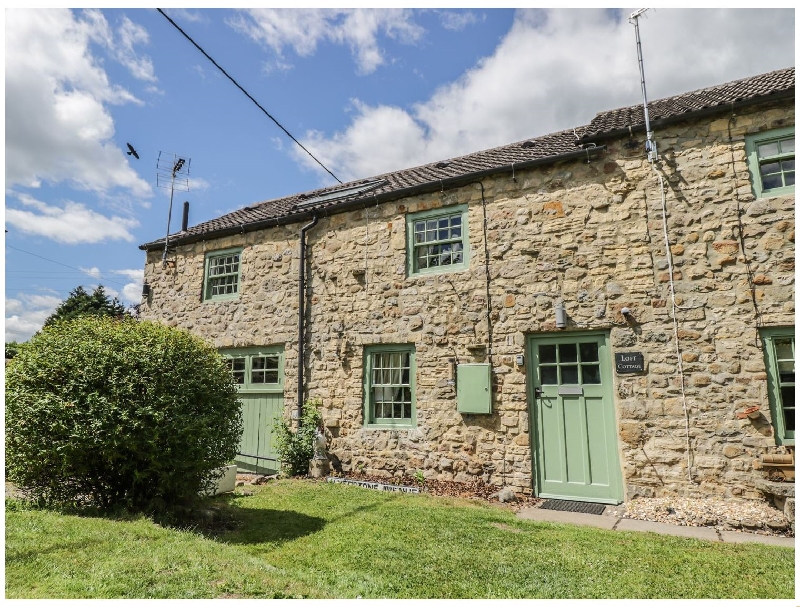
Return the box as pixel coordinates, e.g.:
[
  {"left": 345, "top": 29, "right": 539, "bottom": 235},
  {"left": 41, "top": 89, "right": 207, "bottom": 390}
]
[
  {"left": 527, "top": 332, "right": 622, "bottom": 504},
  {"left": 222, "top": 347, "right": 284, "bottom": 474}
]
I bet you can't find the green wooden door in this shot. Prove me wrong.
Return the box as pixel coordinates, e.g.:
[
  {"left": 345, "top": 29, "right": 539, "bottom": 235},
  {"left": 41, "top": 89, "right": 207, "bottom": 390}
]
[
  {"left": 222, "top": 347, "right": 284, "bottom": 474},
  {"left": 237, "top": 392, "right": 283, "bottom": 474},
  {"left": 528, "top": 332, "right": 622, "bottom": 504}
]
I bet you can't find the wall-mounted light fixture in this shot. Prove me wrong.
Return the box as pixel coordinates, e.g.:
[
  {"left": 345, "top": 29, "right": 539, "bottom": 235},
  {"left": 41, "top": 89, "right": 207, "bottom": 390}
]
[
  {"left": 555, "top": 302, "right": 567, "bottom": 329},
  {"left": 142, "top": 283, "right": 151, "bottom": 297}
]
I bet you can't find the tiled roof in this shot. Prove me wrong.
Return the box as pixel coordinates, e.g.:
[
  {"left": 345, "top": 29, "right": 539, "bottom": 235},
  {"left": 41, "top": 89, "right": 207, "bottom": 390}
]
[
  {"left": 141, "top": 67, "right": 794, "bottom": 250},
  {"left": 581, "top": 67, "right": 794, "bottom": 140}
]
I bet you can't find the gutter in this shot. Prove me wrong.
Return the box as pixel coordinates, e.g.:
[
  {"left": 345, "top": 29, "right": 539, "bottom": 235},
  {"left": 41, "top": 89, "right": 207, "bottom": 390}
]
[
  {"left": 297, "top": 215, "right": 318, "bottom": 424},
  {"left": 139, "top": 145, "right": 606, "bottom": 251}
]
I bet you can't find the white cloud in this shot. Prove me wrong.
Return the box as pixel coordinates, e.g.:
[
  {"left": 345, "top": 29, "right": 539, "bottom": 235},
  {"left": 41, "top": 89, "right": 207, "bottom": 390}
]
[
  {"left": 6, "top": 192, "right": 139, "bottom": 244},
  {"left": 114, "top": 269, "right": 145, "bottom": 303},
  {"left": 5, "top": 293, "right": 63, "bottom": 342},
  {"left": 438, "top": 10, "right": 481, "bottom": 31},
  {"left": 230, "top": 8, "right": 424, "bottom": 75},
  {"left": 79, "top": 266, "right": 102, "bottom": 279},
  {"left": 5, "top": 8, "right": 152, "bottom": 197},
  {"left": 114, "top": 15, "right": 158, "bottom": 83},
  {"left": 292, "top": 8, "right": 795, "bottom": 182}
]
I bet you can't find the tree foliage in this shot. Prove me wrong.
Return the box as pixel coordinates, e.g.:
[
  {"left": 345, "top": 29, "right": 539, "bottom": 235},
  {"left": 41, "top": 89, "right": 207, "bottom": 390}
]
[
  {"left": 5, "top": 341, "right": 24, "bottom": 359},
  {"left": 43, "top": 285, "right": 127, "bottom": 328},
  {"left": 272, "top": 399, "right": 322, "bottom": 477},
  {"left": 5, "top": 317, "right": 242, "bottom": 514}
]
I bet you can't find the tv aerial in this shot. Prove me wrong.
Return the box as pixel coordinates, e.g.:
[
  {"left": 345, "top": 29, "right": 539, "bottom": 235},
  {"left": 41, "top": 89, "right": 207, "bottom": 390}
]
[{"left": 156, "top": 151, "right": 191, "bottom": 268}]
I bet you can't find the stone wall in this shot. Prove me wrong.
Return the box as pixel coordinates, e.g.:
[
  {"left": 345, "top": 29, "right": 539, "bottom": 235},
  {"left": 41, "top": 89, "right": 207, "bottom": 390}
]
[{"left": 141, "top": 99, "right": 794, "bottom": 500}]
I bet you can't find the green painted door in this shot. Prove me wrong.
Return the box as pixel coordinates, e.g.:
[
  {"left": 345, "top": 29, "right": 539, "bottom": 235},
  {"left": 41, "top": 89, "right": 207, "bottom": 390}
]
[
  {"left": 222, "top": 347, "right": 285, "bottom": 474},
  {"left": 528, "top": 332, "right": 622, "bottom": 504},
  {"left": 236, "top": 392, "right": 283, "bottom": 474}
]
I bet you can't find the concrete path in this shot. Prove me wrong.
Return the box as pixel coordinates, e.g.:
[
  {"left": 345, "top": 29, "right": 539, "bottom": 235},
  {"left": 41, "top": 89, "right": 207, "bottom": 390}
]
[{"left": 516, "top": 506, "right": 795, "bottom": 548}]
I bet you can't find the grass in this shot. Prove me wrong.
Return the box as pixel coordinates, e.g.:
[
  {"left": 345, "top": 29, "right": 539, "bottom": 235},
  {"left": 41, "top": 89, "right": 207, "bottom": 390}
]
[{"left": 5, "top": 479, "right": 795, "bottom": 599}]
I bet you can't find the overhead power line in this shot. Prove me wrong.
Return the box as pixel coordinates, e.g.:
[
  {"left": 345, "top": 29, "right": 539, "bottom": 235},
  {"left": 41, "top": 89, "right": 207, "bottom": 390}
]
[
  {"left": 5, "top": 244, "right": 131, "bottom": 289},
  {"left": 157, "top": 8, "right": 343, "bottom": 185}
]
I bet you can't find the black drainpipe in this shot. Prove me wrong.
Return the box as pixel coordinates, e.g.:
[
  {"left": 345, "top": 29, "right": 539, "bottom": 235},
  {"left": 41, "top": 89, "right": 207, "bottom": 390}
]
[{"left": 297, "top": 215, "right": 318, "bottom": 425}]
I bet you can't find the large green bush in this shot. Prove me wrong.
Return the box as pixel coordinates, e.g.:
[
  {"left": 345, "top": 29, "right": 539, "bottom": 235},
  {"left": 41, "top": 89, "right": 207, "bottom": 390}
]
[
  {"left": 272, "top": 399, "right": 322, "bottom": 477},
  {"left": 5, "top": 317, "right": 242, "bottom": 513}
]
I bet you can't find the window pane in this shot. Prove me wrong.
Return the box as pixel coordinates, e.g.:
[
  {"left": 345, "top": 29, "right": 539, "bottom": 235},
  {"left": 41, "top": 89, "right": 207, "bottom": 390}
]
[
  {"left": 785, "top": 171, "right": 795, "bottom": 187},
  {"left": 758, "top": 141, "right": 780, "bottom": 157},
  {"left": 780, "top": 138, "right": 794, "bottom": 153},
  {"left": 760, "top": 160, "right": 781, "bottom": 175},
  {"left": 540, "top": 366, "right": 558, "bottom": 385},
  {"left": 560, "top": 343, "right": 577, "bottom": 362},
  {"left": 780, "top": 389, "right": 794, "bottom": 431},
  {"left": 579, "top": 342, "right": 599, "bottom": 362},
  {"left": 775, "top": 338, "right": 794, "bottom": 361},
  {"left": 762, "top": 173, "right": 783, "bottom": 190},
  {"left": 252, "top": 357, "right": 265, "bottom": 370},
  {"left": 582, "top": 364, "right": 601, "bottom": 384},
  {"left": 539, "top": 345, "right": 557, "bottom": 364},
  {"left": 561, "top": 365, "right": 579, "bottom": 384},
  {"left": 781, "top": 158, "right": 794, "bottom": 172},
  {"left": 778, "top": 360, "right": 794, "bottom": 383},
  {"left": 251, "top": 371, "right": 265, "bottom": 383}
]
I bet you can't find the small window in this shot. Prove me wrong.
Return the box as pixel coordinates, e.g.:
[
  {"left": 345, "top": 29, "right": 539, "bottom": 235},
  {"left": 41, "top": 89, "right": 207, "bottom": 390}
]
[
  {"left": 746, "top": 127, "right": 795, "bottom": 198},
  {"left": 221, "top": 347, "right": 283, "bottom": 392},
  {"left": 406, "top": 205, "right": 469, "bottom": 276},
  {"left": 760, "top": 328, "right": 795, "bottom": 445},
  {"left": 364, "top": 345, "right": 415, "bottom": 428},
  {"left": 204, "top": 248, "right": 242, "bottom": 301}
]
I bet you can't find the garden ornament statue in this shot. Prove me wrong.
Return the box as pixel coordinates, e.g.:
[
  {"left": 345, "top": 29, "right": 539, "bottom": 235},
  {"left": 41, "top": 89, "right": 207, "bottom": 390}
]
[{"left": 313, "top": 423, "right": 327, "bottom": 460}]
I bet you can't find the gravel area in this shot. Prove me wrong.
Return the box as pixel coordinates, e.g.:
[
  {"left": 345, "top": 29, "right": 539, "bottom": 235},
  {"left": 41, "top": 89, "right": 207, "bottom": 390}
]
[{"left": 608, "top": 496, "right": 793, "bottom": 537}]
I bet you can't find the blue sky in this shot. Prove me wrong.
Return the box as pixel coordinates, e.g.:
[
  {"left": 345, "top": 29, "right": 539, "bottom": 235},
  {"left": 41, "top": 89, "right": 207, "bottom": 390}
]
[{"left": 4, "top": 8, "right": 795, "bottom": 342}]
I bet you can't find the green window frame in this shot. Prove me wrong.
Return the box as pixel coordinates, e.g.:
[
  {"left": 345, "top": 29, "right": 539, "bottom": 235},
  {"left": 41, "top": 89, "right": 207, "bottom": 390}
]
[
  {"left": 406, "top": 204, "right": 469, "bottom": 276},
  {"left": 760, "top": 327, "right": 794, "bottom": 446},
  {"left": 221, "top": 346, "right": 284, "bottom": 393},
  {"left": 745, "top": 126, "right": 795, "bottom": 198},
  {"left": 364, "top": 345, "right": 416, "bottom": 428},
  {"left": 204, "top": 248, "right": 242, "bottom": 301}
]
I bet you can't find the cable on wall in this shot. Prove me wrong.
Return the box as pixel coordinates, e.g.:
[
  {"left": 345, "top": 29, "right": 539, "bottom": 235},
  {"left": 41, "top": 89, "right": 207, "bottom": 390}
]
[
  {"left": 727, "top": 114, "right": 763, "bottom": 329},
  {"left": 652, "top": 164, "right": 694, "bottom": 484},
  {"left": 478, "top": 181, "right": 494, "bottom": 364}
]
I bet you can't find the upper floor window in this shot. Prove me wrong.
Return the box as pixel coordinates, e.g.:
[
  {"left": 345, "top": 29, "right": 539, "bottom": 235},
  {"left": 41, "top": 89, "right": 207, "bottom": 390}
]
[
  {"left": 746, "top": 126, "right": 795, "bottom": 198},
  {"left": 204, "top": 248, "right": 242, "bottom": 301},
  {"left": 406, "top": 204, "right": 469, "bottom": 276},
  {"left": 760, "top": 327, "right": 794, "bottom": 446}
]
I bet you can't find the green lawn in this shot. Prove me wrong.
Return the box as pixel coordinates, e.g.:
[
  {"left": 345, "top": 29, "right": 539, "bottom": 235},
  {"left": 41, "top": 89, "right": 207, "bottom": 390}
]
[{"left": 5, "top": 479, "right": 795, "bottom": 599}]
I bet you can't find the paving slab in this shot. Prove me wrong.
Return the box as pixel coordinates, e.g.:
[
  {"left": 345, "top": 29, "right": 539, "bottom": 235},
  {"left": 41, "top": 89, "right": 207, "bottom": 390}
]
[
  {"left": 516, "top": 507, "right": 617, "bottom": 529},
  {"left": 516, "top": 507, "right": 795, "bottom": 547},
  {"left": 718, "top": 530, "right": 795, "bottom": 548},
  {"left": 614, "top": 517, "right": 720, "bottom": 541}
]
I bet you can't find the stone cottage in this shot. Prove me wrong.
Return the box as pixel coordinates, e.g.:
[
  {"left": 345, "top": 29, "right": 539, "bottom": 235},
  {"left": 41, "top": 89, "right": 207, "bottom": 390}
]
[{"left": 139, "top": 67, "right": 794, "bottom": 504}]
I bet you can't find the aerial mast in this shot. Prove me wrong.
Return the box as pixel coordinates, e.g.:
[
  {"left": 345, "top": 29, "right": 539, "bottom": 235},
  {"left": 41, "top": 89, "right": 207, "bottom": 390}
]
[
  {"left": 156, "top": 152, "right": 191, "bottom": 268},
  {"left": 629, "top": 9, "right": 658, "bottom": 163}
]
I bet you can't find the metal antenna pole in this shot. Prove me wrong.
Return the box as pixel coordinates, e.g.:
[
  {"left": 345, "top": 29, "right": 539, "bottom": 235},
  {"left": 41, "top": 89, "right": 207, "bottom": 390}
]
[
  {"left": 630, "top": 8, "right": 657, "bottom": 163},
  {"left": 156, "top": 152, "right": 191, "bottom": 268},
  {"left": 163, "top": 171, "right": 176, "bottom": 267}
]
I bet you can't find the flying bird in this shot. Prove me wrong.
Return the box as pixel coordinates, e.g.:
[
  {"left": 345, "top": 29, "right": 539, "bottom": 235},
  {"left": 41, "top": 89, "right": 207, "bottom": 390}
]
[{"left": 126, "top": 143, "right": 140, "bottom": 160}]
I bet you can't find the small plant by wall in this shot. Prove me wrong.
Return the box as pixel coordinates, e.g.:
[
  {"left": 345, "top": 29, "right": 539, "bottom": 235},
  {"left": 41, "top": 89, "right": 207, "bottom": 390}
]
[{"left": 272, "top": 399, "right": 322, "bottom": 477}]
